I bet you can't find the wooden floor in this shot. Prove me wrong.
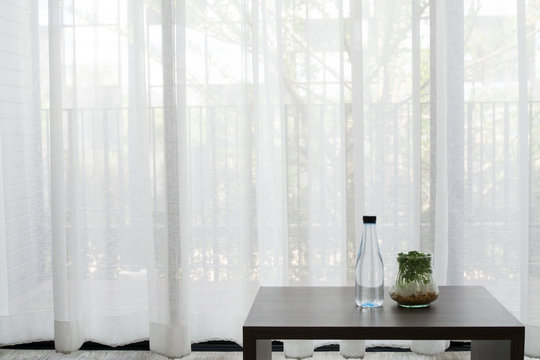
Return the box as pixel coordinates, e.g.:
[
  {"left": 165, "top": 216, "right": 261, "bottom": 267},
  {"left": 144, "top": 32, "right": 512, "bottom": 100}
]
[{"left": 0, "top": 351, "right": 476, "bottom": 360}]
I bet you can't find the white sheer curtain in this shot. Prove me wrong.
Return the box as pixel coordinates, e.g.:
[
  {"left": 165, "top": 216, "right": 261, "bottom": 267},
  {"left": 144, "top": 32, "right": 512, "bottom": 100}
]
[{"left": 0, "top": 0, "right": 540, "bottom": 358}]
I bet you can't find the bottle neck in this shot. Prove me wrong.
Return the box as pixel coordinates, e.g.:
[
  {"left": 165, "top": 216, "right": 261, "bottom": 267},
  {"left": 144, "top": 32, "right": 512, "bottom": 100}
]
[{"left": 362, "top": 224, "right": 379, "bottom": 249}]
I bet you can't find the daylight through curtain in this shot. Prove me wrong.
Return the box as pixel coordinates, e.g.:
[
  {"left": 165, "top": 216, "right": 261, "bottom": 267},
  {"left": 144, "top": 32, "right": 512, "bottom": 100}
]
[{"left": 0, "top": 0, "right": 539, "bottom": 358}]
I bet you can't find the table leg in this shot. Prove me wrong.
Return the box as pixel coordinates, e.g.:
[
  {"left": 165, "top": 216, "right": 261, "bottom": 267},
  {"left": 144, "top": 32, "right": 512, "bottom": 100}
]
[
  {"left": 256, "top": 340, "right": 272, "bottom": 360},
  {"left": 510, "top": 336, "right": 524, "bottom": 360},
  {"left": 243, "top": 332, "right": 271, "bottom": 360},
  {"left": 472, "top": 338, "right": 524, "bottom": 360},
  {"left": 471, "top": 340, "right": 510, "bottom": 360}
]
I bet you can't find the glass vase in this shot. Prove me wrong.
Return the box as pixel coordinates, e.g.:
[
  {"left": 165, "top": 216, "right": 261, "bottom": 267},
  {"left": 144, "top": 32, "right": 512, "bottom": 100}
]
[{"left": 389, "top": 251, "right": 439, "bottom": 308}]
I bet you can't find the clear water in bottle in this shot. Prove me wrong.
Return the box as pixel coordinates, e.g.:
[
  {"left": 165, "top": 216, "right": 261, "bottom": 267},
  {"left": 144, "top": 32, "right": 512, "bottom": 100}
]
[{"left": 355, "top": 216, "right": 384, "bottom": 307}]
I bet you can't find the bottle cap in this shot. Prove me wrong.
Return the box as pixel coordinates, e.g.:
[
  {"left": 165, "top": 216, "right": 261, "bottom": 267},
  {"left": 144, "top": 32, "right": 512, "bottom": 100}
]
[{"left": 363, "top": 216, "right": 376, "bottom": 224}]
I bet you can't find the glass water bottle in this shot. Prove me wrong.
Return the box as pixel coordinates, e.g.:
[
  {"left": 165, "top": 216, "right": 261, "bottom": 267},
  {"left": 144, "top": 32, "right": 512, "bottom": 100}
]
[{"left": 355, "top": 216, "right": 384, "bottom": 307}]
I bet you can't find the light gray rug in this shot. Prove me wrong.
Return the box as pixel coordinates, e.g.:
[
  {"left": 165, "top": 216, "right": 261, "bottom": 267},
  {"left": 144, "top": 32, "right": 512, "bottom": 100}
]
[
  {"left": 0, "top": 351, "right": 473, "bottom": 360},
  {"left": 0, "top": 351, "right": 536, "bottom": 360}
]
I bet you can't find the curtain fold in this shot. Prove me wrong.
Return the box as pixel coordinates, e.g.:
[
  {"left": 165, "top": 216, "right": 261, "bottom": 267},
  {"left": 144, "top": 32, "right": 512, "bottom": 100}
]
[
  {"left": 0, "top": 0, "right": 539, "bottom": 358},
  {"left": 49, "top": 0, "right": 82, "bottom": 353}
]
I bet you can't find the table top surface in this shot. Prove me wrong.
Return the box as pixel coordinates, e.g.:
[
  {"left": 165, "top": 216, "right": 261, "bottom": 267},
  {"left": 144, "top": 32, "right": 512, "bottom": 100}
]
[{"left": 244, "top": 286, "right": 523, "bottom": 330}]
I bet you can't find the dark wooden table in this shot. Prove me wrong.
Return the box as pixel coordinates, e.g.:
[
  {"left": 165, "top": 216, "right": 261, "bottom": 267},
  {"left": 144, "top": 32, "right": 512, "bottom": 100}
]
[{"left": 243, "top": 286, "right": 524, "bottom": 360}]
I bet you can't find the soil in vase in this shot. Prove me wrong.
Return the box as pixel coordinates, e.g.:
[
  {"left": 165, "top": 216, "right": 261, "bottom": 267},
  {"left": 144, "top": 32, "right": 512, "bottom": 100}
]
[{"left": 390, "top": 290, "right": 438, "bottom": 308}]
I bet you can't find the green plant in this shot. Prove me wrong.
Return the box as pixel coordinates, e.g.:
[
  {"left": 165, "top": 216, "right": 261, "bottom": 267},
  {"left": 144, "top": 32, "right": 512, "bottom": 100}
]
[{"left": 396, "top": 251, "right": 433, "bottom": 286}]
